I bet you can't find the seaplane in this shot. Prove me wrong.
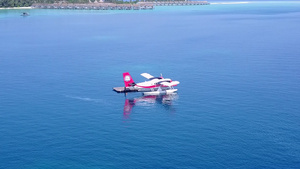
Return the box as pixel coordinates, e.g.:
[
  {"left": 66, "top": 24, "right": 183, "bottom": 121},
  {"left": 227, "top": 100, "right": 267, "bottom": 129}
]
[{"left": 113, "top": 72, "right": 180, "bottom": 95}]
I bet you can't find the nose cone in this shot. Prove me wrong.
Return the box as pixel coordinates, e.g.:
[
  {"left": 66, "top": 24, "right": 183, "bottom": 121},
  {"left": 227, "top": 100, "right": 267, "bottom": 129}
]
[{"left": 171, "top": 81, "right": 180, "bottom": 86}]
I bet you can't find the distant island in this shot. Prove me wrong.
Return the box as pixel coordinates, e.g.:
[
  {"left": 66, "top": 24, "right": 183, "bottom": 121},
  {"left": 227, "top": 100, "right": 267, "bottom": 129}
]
[
  {"left": 1, "top": 1, "right": 88, "bottom": 8},
  {"left": 1, "top": 0, "right": 209, "bottom": 10},
  {"left": 0, "top": 0, "right": 190, "bottom": 8},
  {"left": 0, "top": 1, "right": 121, "bottom": 8}
]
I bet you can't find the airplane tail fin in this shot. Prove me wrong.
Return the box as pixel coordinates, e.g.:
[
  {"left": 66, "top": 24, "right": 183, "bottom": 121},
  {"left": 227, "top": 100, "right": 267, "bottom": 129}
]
[{"left": 123, "top": 72, "right": 135, "bottom": 87}]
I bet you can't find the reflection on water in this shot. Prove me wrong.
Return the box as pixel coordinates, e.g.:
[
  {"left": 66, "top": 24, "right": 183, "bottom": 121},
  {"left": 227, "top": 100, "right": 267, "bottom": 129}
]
[{"left": 123, "top": 94, "right": 178, "bottom": 118}]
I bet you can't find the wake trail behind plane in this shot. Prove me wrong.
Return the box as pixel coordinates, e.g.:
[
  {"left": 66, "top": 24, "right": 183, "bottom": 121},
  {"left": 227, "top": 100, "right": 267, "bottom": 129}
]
[{"left": 64, "top": 95, "right": 111, "bottom": 105}]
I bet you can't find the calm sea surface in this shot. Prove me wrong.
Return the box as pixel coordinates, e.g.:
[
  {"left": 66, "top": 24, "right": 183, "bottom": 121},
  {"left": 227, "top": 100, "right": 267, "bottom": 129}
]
[{"left": 1, "top": 1, "right": 300, "bottom": 168}]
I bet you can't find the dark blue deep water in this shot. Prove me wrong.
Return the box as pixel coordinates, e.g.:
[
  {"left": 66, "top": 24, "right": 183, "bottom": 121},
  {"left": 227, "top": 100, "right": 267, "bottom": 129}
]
[{"left": 1, "top": 1, "right": 300, "bottom": 168}]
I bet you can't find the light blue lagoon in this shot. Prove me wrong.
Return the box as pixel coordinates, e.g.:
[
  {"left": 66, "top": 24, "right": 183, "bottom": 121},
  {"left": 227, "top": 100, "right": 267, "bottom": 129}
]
[{"left": 1, "top": 1, "right": 300, "bottom": 168}]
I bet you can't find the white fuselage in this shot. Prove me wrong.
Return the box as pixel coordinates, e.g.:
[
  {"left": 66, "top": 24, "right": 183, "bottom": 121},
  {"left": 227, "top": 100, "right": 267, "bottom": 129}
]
[
  {"left": 135, "top": 78, "right": 172, "bottom": 89},
  {"left": 128, "top": 78, "right": 179, "bottom": 94}
]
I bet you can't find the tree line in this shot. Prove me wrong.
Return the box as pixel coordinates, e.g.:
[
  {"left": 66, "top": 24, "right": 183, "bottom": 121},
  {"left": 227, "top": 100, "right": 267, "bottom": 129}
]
[
  {"left": 0, "top": 0, "right": 90, "bottom": 7},
  {"left": 0, "top": 0, "right": 33, "bottom": 7}
]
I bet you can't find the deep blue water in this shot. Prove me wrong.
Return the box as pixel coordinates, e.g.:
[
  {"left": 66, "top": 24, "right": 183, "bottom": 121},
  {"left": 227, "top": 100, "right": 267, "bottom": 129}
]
[{"left": 1, "top": 1, "right": 300, "bottom": 168}]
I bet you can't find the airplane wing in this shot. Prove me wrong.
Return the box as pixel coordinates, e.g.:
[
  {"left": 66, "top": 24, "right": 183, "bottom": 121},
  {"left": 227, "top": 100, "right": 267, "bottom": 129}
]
[{"left": 141, "top": 73, "right": 154, "bottom": 79}]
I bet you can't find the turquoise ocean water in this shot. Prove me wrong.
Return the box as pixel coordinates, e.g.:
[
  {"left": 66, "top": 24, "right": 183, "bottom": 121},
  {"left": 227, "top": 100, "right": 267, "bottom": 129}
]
[{"left": 1, "top": 1, "right": 300, "bottom": 168}]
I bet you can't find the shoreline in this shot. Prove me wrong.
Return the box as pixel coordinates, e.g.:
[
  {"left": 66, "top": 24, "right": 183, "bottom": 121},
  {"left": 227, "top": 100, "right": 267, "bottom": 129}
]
[
  {"left": 29, "top": 1, "right": 209, "bottom": 10},
  {"left": 0, "top": 7, "right": 32, "bottom": 10}
]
